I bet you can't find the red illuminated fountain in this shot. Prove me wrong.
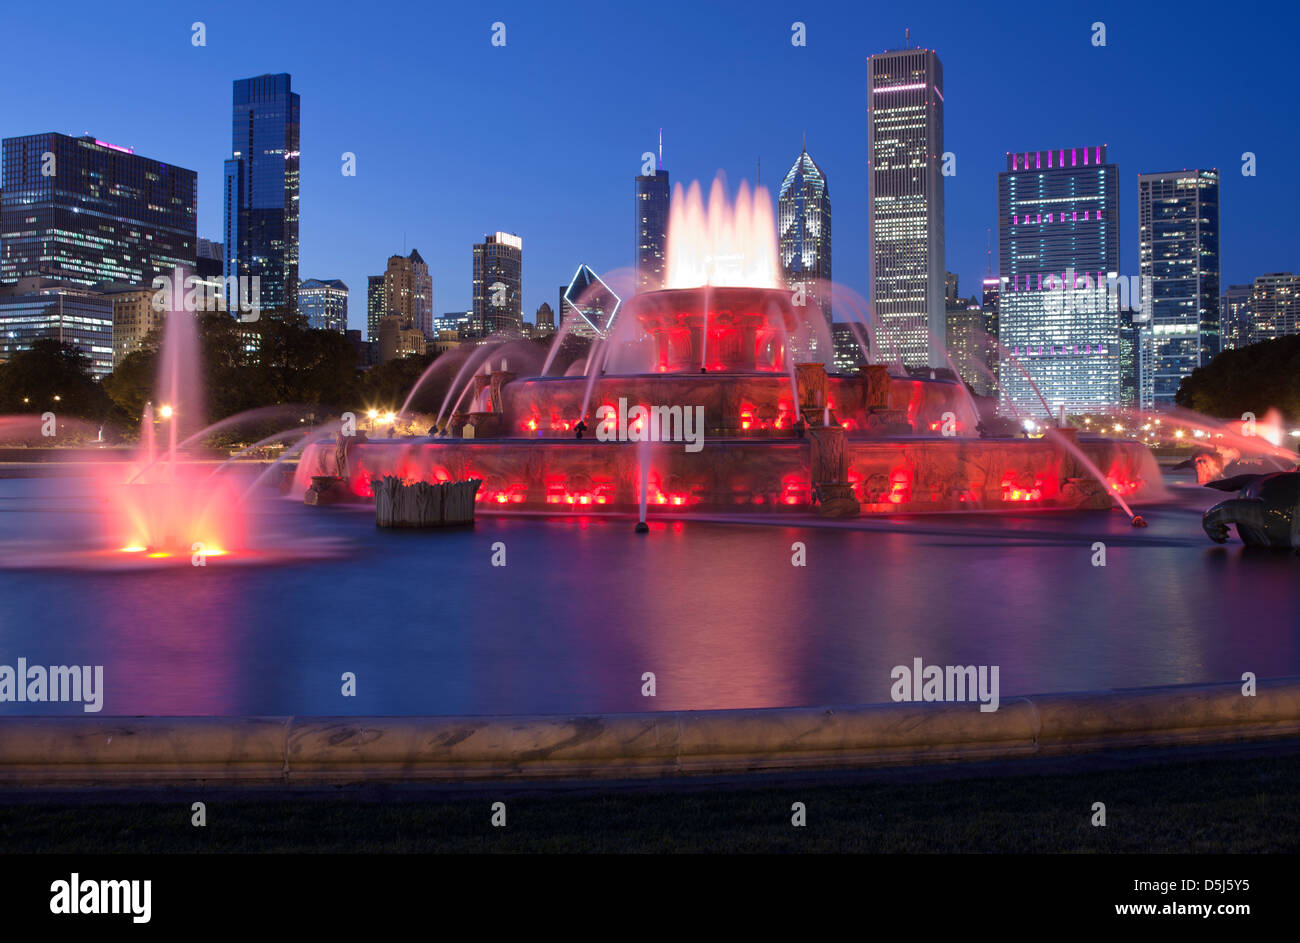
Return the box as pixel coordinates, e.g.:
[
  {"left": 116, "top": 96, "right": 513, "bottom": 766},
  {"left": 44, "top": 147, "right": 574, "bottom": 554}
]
[
  {"left": 296, "top": 177, "right": 1163, "bottom": 518},
  {"left": 2, "top": 271, "right": 344, "bottom": 569}
]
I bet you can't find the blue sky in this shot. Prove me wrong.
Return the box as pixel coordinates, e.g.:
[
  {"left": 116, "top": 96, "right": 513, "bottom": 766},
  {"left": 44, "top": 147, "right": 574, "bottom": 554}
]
[{"left": 7, "top": 0, "right": 1298, "bottom": 332}]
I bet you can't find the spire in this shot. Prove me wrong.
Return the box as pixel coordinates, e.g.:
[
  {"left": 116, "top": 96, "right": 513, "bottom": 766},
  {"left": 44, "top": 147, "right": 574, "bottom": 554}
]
[{"left": 802, "top": 131, "right": 806, "bottom": 155}]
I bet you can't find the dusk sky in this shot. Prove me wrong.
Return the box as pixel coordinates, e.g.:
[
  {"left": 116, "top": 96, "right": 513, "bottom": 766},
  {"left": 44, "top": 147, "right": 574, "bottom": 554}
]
[{"left": 7, "top": 0, "right": 1297, "bottom": 333}]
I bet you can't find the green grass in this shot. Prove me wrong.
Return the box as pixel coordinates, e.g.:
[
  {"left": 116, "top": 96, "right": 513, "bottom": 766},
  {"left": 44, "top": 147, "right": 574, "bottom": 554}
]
[{"left": 2, "top": 750, "right": 1298, "bottom": 853}]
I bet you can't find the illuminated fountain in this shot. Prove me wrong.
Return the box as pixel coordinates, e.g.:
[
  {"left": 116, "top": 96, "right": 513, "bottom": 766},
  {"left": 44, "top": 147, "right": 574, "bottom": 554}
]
[
  {"left": 2, "top": 279, "right": 343, "bottom": 568},
  {"left": 297, "top": 176, "right": 1163, "bottom": 517}
]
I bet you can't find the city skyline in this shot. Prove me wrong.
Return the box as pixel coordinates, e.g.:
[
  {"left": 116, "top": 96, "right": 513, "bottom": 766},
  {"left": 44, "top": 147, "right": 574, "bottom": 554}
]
[{"left": 2, "top": 0, "right": 1295, "bottom": 337}]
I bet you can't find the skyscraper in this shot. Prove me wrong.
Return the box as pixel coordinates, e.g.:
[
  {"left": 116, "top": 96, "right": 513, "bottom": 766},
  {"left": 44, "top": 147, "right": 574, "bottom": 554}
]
[
  {"left": 1137, "top": 170, "right": 1220, "bottom": 405},
  {"left": 1249, "top": 272, "right": 1300, "bottom": 342},
  {"left": 831, "top": 322, "right": 868, "bottom": 373},
  {"left": 997, "top": 146, "right": 1121, "bottom": 414},
  {"left": 407, "top": 249, "right": 433, "bottom": 337},
  {"left": 366, "top": 275, "right": 386, "bottom": 341},
  {"left": 945, "top": 299, "right": 996, "bottom": 397},
  {"left": 224, "top": 73, "right": 300, "bottom": 318},
  {"left": 535, "top": 302, "right": 555, "bottom": 336},
  {"left": 1221, "top": 283, "right": 1253, "bottom": 350},
  {"left": 1, "top": 133, "right": 196, "bottom": 288},
  {"left": 471, "top": 232, "right": 522, "bottom": 337},
  {"left": 778, "top": 140, "right": 832, "bottom": 347},
  {"left": 563, "top": 265, "right": 621, "bottom": 339},
  {"left": 373, "top": 251, "right": 433, "bottom": 337},
  {"left": 298, "top": 278, "right": 349, "bottom": 333},
  {"left": 867, "top": 47, "right": 945, "bottom": 368},
  {"left": 0, "top": 280, "right": 113, "bottom": 377},
  {"left": 634, "top": 140, "right": 670, "bottom": 294}
]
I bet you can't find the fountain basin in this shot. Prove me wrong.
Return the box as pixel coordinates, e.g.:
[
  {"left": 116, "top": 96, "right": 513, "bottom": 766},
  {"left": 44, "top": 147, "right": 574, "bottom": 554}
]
[{"left": 295, "top": 434, "right": 1161, "bottom": 513}]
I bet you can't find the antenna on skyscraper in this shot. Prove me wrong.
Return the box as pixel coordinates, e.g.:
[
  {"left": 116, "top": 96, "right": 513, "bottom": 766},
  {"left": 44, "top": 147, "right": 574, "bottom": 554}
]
[
  {"left": 986, "top": 228, "right": 992, "bottom": 275},
  {"left": 658, "top": 128, "right": 663, "bottom": 171},
  {"left": 905, "top": 27, "right": 910, "bottom": 47}
]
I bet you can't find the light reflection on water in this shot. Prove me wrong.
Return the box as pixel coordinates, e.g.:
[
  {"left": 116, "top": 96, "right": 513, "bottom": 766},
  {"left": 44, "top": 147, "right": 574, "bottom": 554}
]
[{"left": 0, "top": 472, "right": 1295, "bottom": 716}]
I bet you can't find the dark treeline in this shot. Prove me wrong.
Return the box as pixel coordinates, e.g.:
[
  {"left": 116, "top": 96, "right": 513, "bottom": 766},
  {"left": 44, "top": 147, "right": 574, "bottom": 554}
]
[{"left": 0, "top": 316, "right": 553, "bottom": 445}]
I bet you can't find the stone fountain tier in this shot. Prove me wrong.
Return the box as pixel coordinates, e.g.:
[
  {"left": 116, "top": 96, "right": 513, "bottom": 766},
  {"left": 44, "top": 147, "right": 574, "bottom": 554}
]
[
  {"left": 295, "top": 435, "right": 1164, "bottom": 514},
  {"left": 628, "top": 285, "right": 801, "bottom": 373},
  {"left": 494, "top": 364, "right": 973, "bottom": 439}
]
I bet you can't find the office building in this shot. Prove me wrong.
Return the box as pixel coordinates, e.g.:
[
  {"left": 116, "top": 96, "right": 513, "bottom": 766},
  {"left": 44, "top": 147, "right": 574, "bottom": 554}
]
[
  {"left": 867, "top": 47, "right": 945, "bottom": 368},
  {"left": 1, "top": 133, "right": 196, "bottom": 289},
  {"left": 997, "top": 145, "right": 1121, "bottom": 414},
  {"left": 1137, "top": 169, "right": 1220, "bottom": 405},
  {"left": 298, "top": 278, "right": 349, "bottom": 333},
  {"left": 1220, "top": 284, "right": 1253, "bottom": 350},
  {"left": 831, "top": 322, "right": 867, "bottom": 373},
  {"left": 779, "top": 141, "right": 832, "bottom": 358},
  {"left": 471, "top": 232, "right": 522, "bottom": 337},
  {"left": 1249, "top": 272, "right": 1300, "bottom": 342},
  {"left": 223, "top": 73, "right": 300, "bottom": 318},
  {"left": 0, "top": 278, "right": 113, "bottom": 376},
  {"left": 635, "top": 158, "right": 670, "bottom": 294},
  {"left": 562, "top": 265, "right": 621, "bottom": 339}
]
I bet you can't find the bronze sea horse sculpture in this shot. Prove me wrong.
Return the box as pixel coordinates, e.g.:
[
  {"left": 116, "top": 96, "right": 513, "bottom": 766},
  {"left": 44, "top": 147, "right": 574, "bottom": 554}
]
[{"left": 1202, "top": 471, "right": 1300, "bottom": 550}]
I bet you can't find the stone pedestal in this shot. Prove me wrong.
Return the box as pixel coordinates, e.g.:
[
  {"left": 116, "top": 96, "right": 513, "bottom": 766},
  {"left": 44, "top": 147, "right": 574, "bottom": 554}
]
[
  {"left": 864, "top": 364, "right": 891, "bottom": 410},
  {"left": 795, "top": 362, "right": 828, "bottom": 426},
  {"left": 809, "top": 424, "right": 859, "bottom": 517},
  {"left": 304, "top": 475, "right": 348, "bottom": 506},
  {"left": 489, "top": 371, "right": 517, "bottom": 414}
]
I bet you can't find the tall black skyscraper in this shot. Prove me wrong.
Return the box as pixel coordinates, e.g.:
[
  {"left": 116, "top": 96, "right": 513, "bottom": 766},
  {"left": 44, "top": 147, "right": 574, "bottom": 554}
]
[
  {"left": 634, "top": 138, "right": 670, "bottom": 294},
  {"left": 224, "top": 74, "right": 300, "bottom": 317},
  {"left": 0, "top": 133, "right": 196, "bottom": 287}
]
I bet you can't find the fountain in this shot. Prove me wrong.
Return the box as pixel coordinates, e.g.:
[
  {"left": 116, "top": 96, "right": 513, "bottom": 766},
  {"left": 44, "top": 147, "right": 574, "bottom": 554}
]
[
  {"left": 296, "top": 176, "right": 1163, "bottom": 517},
  {"left": 0, "top": 276, "right": 345, "bottom": 568}
]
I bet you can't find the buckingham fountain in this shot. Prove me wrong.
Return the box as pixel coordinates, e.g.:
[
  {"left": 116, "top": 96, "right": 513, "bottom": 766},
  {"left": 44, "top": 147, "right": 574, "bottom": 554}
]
[{"left": 296, "top": 177, "right": 1162, "bottom": 519}]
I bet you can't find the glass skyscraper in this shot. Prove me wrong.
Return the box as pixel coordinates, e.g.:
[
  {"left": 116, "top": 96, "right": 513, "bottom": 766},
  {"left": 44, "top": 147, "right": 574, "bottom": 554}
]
[
  {"left": 563, "top": 264, "right": 621, "bottom": 339},
  {"left": 1137, "top": 170, "right": 1220, "bottom": 406},
  {"left": 224, "top": 74, "right": 300, "bottom": 318},
  {"left": 634, "top": 169, "right": 670, "bottom": 294},
  {"left": 1220, "top": 284, "right": 1253, "bottom": 350},
  {"left": 997, "top": 146, "right": 1121, "bottom": 414},
  {"left": 779, "top": 142, "right": 832, "bottom": 355},
  {"left": 1249, "top": 273, "right": 1300, "bottom": 342},
  {"left": 867, "top": 47, "right": 945, "bottom": 369},
  {"left": 298, "top": 278, "right": 349, "bottom": 333},
  {"left": 0, "top": 282, "right": 114, "bottom": 377},
  {"left": 471, "top": 232, "right": 522, "bottom": 337},
  {"left": 1, "top": 133, "right": 196, "bottom": 288}
]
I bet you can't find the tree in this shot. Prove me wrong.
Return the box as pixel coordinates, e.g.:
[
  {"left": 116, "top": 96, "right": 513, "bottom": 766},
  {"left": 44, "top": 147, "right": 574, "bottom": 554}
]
[
  {"left": 0, "top": 339, "right": 112, "bottom": 420},
  {"left": 356, "top": 352, "right": 438, "bottom": 413},
  {"left": 1176, "top": 336, "right": 1300, "bottom": 420}
]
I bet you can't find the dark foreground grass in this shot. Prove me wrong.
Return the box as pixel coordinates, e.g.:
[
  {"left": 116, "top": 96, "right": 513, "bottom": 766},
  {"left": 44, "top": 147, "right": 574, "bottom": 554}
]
[{"left": 2, "top": 748, "right": 1298, "bottom": 853}]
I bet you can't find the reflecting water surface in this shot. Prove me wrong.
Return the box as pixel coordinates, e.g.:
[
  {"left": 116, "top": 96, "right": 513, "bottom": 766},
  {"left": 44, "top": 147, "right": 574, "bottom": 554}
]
[{"left": 0, "top": 471, "right": 1295, "bottom": 716}]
